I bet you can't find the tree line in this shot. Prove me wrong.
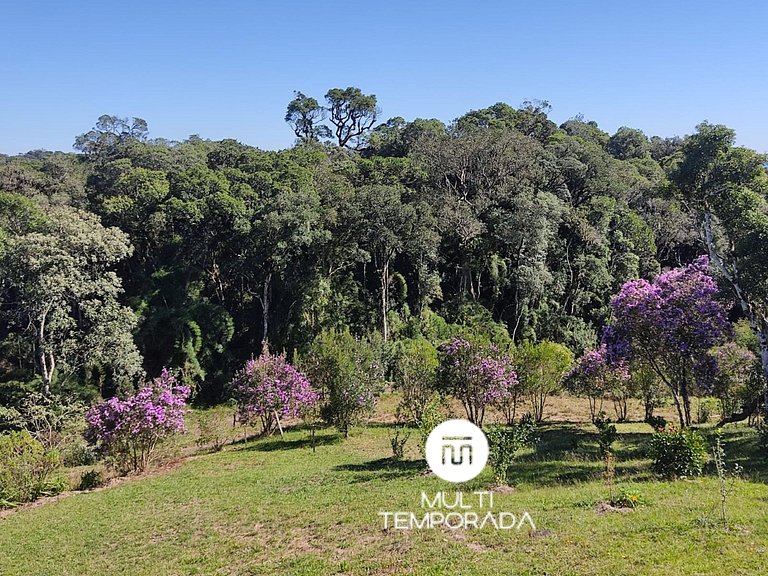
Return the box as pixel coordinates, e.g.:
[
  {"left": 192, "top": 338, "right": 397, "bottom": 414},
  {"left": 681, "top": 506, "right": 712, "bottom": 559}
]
[{"left": 0, "top": 88, "right": 766, "bottom": 420}]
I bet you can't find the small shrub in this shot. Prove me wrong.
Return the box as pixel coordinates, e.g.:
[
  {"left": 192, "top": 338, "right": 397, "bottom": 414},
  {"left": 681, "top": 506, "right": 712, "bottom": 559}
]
[
  {"left": 614, "top": 487, "right": 645, "bottom": 509},
  {"left": 391, "top": 337, "right": 438, "bottom": 425},
  {"left": 61, "top": 441, "right": 98, "bottom": 467},
  {"left": 229, "top": 347, "right": 318, "bottom": 436},
  {"left": 486, "top": 415, "right": 538, "bottom": 485},
  {"left": 712, "top": 430, "right": 742, "bottom": 527},
  {"left": 593, "top": 412, "right": 618, "bottom": 455},
  {"left": 305, "top": 329, "right": 384, "bottom": 437},
  {"left": 696, "top": 398, "right": 719, "bottom": 424},
  {"left": 436, "top": 337, "right": 518, "bottom": 427},
  {"left": 78, "top": 469, "right": 106, "bottom": 491},
  {"left": 517, "top": 341, "right": 574, "bottom": 424},
  {"left": 194, "top": 411, "right": 232, "bottom": 452},
  {"left": 648, "top": 427, "right": 707, "bottom": 478},
  {"left": 0, "top": 431, "right": 63, "bottom": 505},
  {"left": 389, "top": 428, "right": 410, "bottom": 460}
]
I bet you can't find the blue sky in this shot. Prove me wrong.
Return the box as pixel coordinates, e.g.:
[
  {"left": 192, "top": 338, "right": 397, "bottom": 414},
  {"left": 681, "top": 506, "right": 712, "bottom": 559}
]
[{"left": 2, "top": 0, "right": 767, "bottom": 154}]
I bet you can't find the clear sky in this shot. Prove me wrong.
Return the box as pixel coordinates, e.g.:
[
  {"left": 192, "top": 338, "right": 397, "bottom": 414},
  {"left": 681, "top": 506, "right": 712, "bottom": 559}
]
[{"left": 2, "top": 0, "right": 767, "bottom": 155}]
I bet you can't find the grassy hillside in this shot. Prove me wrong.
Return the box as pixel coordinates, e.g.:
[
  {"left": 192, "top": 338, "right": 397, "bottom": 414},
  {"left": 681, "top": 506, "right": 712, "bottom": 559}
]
[{"left": 1, "top": 404, "right": 767, "bottom": 576}]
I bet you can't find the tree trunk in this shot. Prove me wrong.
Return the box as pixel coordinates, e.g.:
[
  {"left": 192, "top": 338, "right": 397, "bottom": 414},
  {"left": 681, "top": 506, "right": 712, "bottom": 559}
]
[
  {"left": 380, "top": 259, "right": 389, "bottom": 341},
  {"left": 644, "top": 399, "right": 655, "bottom": 422},
  {"left": 758, "top": 317, "right": 768, "bottom": 420},
  {"left": 670, "top": 388, "right": 685, "bottom": 428},
  {"left": 680, "top": 378, "right": 692, "bottom": 427},
  {"left": 37, "top": 309, "right": 54, "bottom": 396},
  {"left": 261, "top": 272, "right": 272, "bottom": 345}
]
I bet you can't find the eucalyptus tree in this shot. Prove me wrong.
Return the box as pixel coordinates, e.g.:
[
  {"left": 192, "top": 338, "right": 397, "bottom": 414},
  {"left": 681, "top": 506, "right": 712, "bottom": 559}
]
[{"left": 0, "top": 206, "right": 142, "bottom": 395}]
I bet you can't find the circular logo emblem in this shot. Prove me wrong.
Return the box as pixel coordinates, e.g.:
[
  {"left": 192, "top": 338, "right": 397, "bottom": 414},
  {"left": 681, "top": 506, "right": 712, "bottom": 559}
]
[{"left": 425, "top": 419, "right": 489, "bottom": 483}]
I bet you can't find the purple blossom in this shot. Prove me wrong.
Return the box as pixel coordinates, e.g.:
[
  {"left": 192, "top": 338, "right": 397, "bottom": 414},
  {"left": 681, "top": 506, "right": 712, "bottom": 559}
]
[
  {"left": 603, "top": 256, "right": 731, "bottom": 426},
  {"left": 86, "top": 369, "right": 191, "bottom": 472},
  {"left": 438, "top": 338, "right": 518, "bottom": 426},
  {"left": 229, "top": 349, "right": 318, "bottom": 435}
]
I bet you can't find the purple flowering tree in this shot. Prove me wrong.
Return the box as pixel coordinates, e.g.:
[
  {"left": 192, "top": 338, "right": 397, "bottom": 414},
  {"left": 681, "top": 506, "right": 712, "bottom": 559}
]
[
  {"left": 85, "top": 369, "right": 191, "bottom": 472},
  {"left": 604, "top": 256, "right": 730, "bottom": 427},
  {"left": 564, "top": 345, "right": 630, "bottom": 422},
  {"left": 229, "top": 347, "right": 318, "bottom": 436},
  {"left": 437, "top": 338, "right": 518, "bottom": 426}
]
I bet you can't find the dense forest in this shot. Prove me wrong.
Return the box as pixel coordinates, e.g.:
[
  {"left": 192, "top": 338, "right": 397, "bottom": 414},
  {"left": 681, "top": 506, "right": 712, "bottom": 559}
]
[{"left": 1, "top": 88, "right": 766, "bottom": 417}]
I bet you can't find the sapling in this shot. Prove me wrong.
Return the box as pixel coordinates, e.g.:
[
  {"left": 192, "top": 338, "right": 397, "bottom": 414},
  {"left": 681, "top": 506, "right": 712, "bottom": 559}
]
[{"left": 712, "top": 430, "right": 742, "bottom": 528}]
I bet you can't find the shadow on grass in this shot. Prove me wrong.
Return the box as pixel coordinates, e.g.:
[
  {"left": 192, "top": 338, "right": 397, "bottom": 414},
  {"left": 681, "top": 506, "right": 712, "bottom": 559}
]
[
  {"left": 528, "top": 424, "right": 652, "bottom": 460},
  {"left": 332, "top": 458, "right": 426, "bottom": 483},
  {"left": 709, "top": 428, "right": 768, "bottom": 481},
  {"left": 237, "top": 431, "right": 343, "bottom": 452},
  {"left": 510, "top": 459, "right": 652, "bottom": 486}
]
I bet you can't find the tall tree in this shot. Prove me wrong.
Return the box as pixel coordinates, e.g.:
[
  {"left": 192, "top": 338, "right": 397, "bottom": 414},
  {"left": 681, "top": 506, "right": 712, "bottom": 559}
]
[
  {"left": 285, "top": 92, "right": 331, "bottom": 143},
  {"left": 0, "top": 206, "right": 142, "bottom": 395},
  {"left": 74, "top": 115, "right": 149, "bottom": 160},
  {"left": 324, "top": 87, "right": 379, "bottom": 148},
  {"left": 670, "top": 122, "right": 768, "bottom": 418},
  {"left": 604, "top": 257, "right": 730, "bottom": 426}
]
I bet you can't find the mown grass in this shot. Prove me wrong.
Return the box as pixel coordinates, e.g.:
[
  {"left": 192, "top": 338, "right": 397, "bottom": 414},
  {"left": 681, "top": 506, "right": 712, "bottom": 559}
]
[{"left": 1, "top": 404, "right": 767, "bottom": 575}]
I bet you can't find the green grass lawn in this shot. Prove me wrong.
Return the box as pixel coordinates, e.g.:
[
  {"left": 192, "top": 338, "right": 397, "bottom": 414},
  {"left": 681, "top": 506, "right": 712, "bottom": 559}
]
[{"left": 1, "top": 413, "right": 767, "bottom": 575}]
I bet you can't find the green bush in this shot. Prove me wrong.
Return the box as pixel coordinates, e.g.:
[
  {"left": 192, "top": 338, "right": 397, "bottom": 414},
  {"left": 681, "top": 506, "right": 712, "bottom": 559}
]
[
  {"left": 615, "top": 486, "right": 645, "bottom": 509},
  {"left": 305, "top": 329, "right": 384, "bottom": 437},
  {"left": 648, "top": 427, "right": 707, "bottom": 478},
  {"left": 61, "top": 441, "right": 98, "bottom": 467},
  {"left": 0, "top": 430, "right": 64, "bottom": 506},
  {"left": 645, "top": 415, "right": 667, "bottom": 431},
  {"left": 391, "top": 337, "right": 438, "bottom": 425},
  {"left": 486, "top": 414, "right": 538, "bottom": 485},
  {"left": 194, "top": 410, "right": 232, "bottom": 452},
  {"left": 78, "top": 469, "right": 106, "bottom": 491}
]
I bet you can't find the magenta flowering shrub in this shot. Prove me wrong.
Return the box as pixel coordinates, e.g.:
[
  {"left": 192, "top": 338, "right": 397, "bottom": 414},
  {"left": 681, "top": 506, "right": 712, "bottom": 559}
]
[
  {"left": 564, "top": 345, "right": 630, "bottom": 421},
  {"left": 437, "top": 338, "right": 518, "bottom": 426},
  {"left": 229, "top": 349, "right": 318, "bottom": 436},
  {"left": 603, "top": 256, "right": 730, "bottom": 426},
  {"left": 85, "top": 369, "right": 190, "bottom": 472}
]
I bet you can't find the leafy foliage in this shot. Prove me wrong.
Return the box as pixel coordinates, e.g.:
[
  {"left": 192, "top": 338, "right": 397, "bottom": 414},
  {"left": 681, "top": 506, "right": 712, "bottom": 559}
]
[
  {"left": 304, "top": 329, "right": 384, "bottom": 437},
  {"left": 517, "top": 341, "right": 574, "bottom": 423},
  {"left": 436, "top": 337, "right": 517, "bottom": 426},
  {"left": 648, "top": 427, "right": 708, "bottom": 478},
  {"left": 0, "top": 430, "right": 63, "bottom": 506},
  {"left": 564, "top": 345, "right": 630, "bottom": 421},
  {"left": 486, "top": 414, "right": 538, "bottom": 484},
  {"left": 604, "top": 257, "right": 731, "bottom": 426}
]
